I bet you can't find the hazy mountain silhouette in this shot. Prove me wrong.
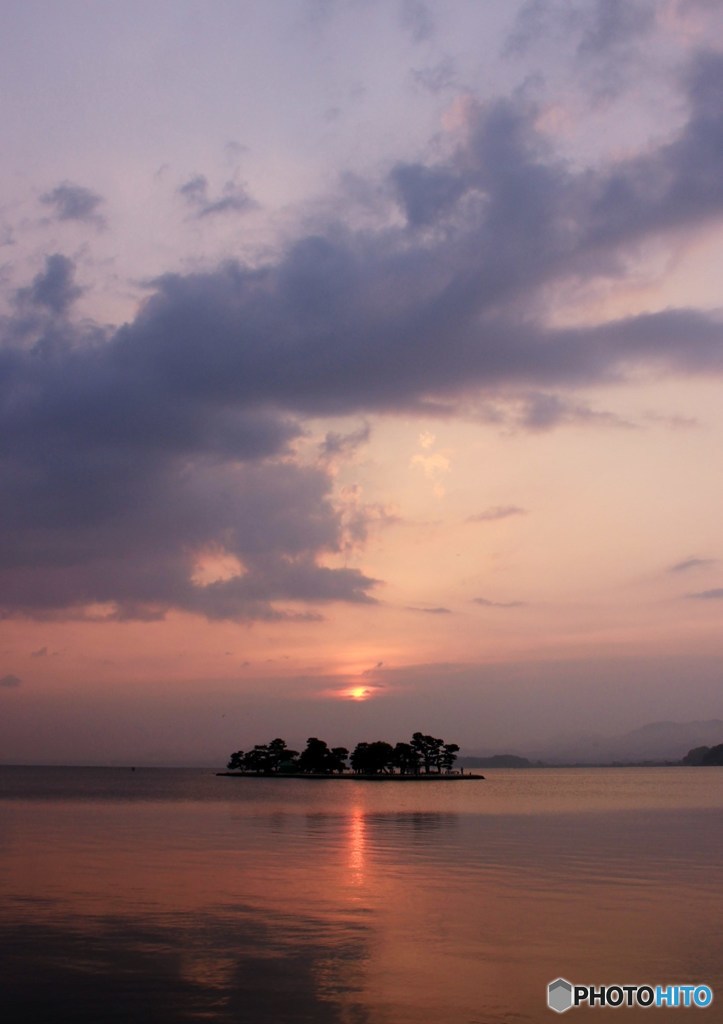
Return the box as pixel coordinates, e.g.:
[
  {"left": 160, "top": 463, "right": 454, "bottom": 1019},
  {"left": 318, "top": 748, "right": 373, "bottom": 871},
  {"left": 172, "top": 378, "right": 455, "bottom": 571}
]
[
  {"left": 528, "top": 720, "right": 723, "bottom": 763},
  {"left": 465, "top": 720, "right": 723, "bottom": 765}
]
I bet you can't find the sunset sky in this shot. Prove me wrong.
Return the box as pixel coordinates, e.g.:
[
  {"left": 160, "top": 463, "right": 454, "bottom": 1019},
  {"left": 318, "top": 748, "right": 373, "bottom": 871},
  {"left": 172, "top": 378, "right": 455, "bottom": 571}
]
[{"left": 2, "top": 0, "right": 723, "bottom": 765}]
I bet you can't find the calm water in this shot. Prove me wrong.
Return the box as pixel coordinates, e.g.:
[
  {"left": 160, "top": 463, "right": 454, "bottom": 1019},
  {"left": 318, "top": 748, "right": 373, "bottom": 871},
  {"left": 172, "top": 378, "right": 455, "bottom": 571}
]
[{"left": 1, "top": 766, "right": 722, "bottom": 1022}]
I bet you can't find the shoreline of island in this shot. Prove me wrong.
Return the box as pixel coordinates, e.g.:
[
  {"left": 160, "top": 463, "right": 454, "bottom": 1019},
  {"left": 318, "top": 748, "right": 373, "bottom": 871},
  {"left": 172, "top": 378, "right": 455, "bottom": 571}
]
[{"left": 216, "top": 771, "right": 485, "bottom": 781}]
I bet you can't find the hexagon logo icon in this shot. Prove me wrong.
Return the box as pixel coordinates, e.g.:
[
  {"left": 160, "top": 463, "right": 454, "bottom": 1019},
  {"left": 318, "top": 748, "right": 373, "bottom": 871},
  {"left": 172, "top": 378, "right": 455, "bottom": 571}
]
[{"left": 548, "top": 978, "right": 574, "bottom": 1013}]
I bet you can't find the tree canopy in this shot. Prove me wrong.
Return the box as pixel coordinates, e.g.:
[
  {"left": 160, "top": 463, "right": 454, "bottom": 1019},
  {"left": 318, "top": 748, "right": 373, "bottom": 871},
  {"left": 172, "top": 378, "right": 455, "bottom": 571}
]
[{"left": 227, "top": 732, "right": 460, "bottom": 775}]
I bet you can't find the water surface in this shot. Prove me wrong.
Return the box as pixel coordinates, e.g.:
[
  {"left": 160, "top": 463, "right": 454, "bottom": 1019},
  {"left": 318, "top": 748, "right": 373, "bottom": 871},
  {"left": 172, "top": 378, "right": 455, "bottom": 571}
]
[{"left": 1, "top": 766, "right": 722, "bottom": 1022}]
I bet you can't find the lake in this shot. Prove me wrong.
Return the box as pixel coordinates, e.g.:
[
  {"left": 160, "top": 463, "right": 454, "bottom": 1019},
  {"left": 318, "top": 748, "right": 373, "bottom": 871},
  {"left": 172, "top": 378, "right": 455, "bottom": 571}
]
[{"left": 1, "top": 766, "right": 722, "bottom": 1022}]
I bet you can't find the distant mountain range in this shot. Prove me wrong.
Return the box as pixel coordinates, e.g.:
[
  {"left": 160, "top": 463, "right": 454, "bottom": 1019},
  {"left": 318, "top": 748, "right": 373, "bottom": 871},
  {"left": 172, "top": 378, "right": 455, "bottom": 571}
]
[{"left": 466, "top": 719, "right": 723, "bottom": 765}]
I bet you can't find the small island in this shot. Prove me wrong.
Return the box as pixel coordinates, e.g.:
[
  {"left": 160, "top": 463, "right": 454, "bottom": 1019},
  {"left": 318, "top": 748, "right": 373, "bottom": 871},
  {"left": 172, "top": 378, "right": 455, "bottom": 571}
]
[{"left": 218, "top": 732, "right": 485, "bottom": 780}]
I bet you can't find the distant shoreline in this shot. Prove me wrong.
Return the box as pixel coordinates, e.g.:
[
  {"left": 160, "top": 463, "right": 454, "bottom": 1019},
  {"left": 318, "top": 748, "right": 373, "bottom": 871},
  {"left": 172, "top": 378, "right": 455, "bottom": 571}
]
[{"left": 216, "top": 771, "right": 485, "bottom": 781}]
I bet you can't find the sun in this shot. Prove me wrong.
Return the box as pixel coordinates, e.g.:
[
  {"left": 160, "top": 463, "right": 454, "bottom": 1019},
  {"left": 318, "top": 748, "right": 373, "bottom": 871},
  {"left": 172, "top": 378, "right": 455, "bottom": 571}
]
[{"left": 348, "top": 686, "right": 370, "bottom": 701}]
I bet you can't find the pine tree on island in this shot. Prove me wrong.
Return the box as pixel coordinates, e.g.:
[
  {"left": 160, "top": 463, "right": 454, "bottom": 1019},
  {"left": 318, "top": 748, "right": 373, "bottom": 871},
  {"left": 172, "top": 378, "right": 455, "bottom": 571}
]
[{"left": 227, "top": 732, "right": 460, "bottom": 775}]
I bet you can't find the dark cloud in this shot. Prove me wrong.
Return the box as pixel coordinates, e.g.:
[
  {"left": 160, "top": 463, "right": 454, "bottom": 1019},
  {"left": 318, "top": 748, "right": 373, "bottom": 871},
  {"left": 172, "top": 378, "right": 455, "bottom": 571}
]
[
  {"left": 670, "top": 557, "right": 715, "bottom": 573},
  {"left": 516, "top": 392, "right": 636, "bottom": 432},
  {"left": 178, "top": 175, "right": 255, "bottom": 217},
  {"left": 0, "top": 674, "right": 22, "bottom": 687},
  {"left": 3, "top": 50, "right": 723, "bottom": 622},
  {"left": 686, "top": 588, "right": 723, "bottom": 600},
  {"left": 407, "top": 606, "right": 452, "bottom": 615},
  {"left": 40, "top": 183, "right": 105, "bottom": 225},
  {"left": 1, "top": 264, "right": 381, "bottom": 621},
  {"left": 318, "top": 423, "right": 370, "bottom": 462},
  {"left": 178, "top": 175, "right": 208, "bottom": 205},
  {"left": 390, "top": 162, "right": 467, "bottom": 227},
  {"left": 31, "top": 646, "right": 48, "bottom": 657},
  {"left": 14, "top": 254, "right": 83, "bottom": 318},
  {"left": 467, "top": 506, "right": 527, "bottom": 523},
  {"left": 473, "top": 598, "right": 526, "bottom": 609},
  {"left": 0, "top": 449, "right": 378, "bottom": 621}
]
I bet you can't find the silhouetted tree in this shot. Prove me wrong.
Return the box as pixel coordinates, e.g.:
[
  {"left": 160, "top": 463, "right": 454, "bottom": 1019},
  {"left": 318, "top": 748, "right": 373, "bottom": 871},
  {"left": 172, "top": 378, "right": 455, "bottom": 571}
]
[
  {"left": 392, "top": 741, "right": 419, "bottom": 775},
  {"left": 350, "top": 740, "right": 395, "bottom": 774},
  {"left": 227, "top": 731, "right": 461, "bottom": 775},
  {"left": 439, "top": 743, "right": 460, "bottom": 773},
  {"left": 227, "top": 750, "right": 245, "bottom": 771},
  {"left": 232, "top": 740, "right": 293, "bottom": 774},
  {"left": 350, "top": 742, "right": 369, "bottom": 773},
  {"left": 267, "top": 738, "right": 299, "bottom": 772},
  {"left": 298, "top": 737, "right": 347, "bottom": 773},
  {"left": 299, "top": 737, "right": 328, "bottom": 773},
  {"left": 328, "top": 746, "right": 349, "bottom": 773},
  {"left": 411, "top": 732, "right": 445, "bottom": 773},
  {"left": 243, "top": 745, "right": 272, "bottom": 774}
]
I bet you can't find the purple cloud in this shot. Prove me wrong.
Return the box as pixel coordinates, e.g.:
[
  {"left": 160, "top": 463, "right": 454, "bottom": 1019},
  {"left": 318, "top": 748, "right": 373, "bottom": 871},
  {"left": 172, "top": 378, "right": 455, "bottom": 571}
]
[
  {"left": 178, "top": 175, "right": 255, "bottom": 218},
  {"left": 670, "top": 557, "right": 715, "bottom": 573},
  {"left": 3, "top": 49, "right": 723, "bottom": 623},
  {"left": 41, "top": 183, "right": 104, "bottom": 225},
  {"left": 467, "top": 506, "right": 527, "bottom": 523}
]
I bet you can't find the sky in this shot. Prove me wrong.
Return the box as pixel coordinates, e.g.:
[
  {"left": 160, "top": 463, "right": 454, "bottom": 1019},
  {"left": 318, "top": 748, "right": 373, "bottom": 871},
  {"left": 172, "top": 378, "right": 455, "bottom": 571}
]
[{"left": 2, "top": 0, "right": 723, "bottom": 765}]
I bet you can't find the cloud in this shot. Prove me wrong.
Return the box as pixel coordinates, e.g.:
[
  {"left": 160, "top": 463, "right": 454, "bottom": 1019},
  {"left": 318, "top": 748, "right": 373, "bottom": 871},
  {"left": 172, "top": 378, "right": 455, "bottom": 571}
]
[
  {"left": 40, "top": 183, "right": 105, "bottom": 225},
  {"left": 411, "top": 57, "right": 457, "bottom": 94},
  {"left": 98, "top": 58, "right": 723, "bottom": 423},
  {"left": 178, "top": 175, "right": 255, "bottom": 217},
  {"left": 515, "top": 393, "right": 636, "bottom": 432},
  {"left": 390, "top": 162, "right": 467, "bottom": 227},
  {"left": 3, "top": 49, "right": 723, "bottom": 622},
  {"left": 400, "top": 0, "right": 435, "bottom": 43},
  {"left": 31, "top": 647, "right": 47, "bottom": 657},
  {"left": 574, "top": 0, "right": 656, "bottom": 57},
  {"left": 406, "top": 606, "right": 452, "bottom": 614},
  {"left": 0, "top": 448, "right": 379, "bottom": 621},
  {"left": 644, "top": 411, "right": 699, "bottom": 430},
  {"left": 178, "top": 174, "right": 208, "bottom": 204},
  {"left": 670, "top": 557, "right": 715, "bottom": 573},
  {"left": 0, "top": 674, "right": 21, "bottom": 687},
  {"left": 467, "top": 505, "right": 527, "bottom": 523},
  {"left": 335, "top": 486, "right": 400, "bottom": 558},
  {"left": 686, "top": 588, "right": 723, "bottom": 600},
  {"left": 473, "top": 598, "right": 527, "bottom": 608},
  {"left": 318, "top": 423, "right": 370, "bottom": 465},
  {"left": 411, "top": 452, "right": 450, "bottom": 476},
  {"left": 507, "top": 0, "right": 658, "bottom": 97},
  {"left": 14, "top": 255, "right": 83, "bottom": 318}
]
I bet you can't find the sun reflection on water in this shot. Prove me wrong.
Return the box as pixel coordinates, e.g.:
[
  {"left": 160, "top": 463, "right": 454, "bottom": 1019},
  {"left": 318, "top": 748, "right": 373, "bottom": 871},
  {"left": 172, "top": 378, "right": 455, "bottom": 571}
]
[{"left": 348, "top": 806, "right": 366, "bottom": 888}]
